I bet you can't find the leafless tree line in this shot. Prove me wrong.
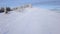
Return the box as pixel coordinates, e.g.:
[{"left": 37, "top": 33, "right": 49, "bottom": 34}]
[{"left": 0, "top": 4, "right": 32, "bottom": 14}]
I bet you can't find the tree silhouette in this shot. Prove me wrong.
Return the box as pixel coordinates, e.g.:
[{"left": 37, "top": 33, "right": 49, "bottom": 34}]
[
  {"left": 0, "top": 7, "right": 4, "bottom": 13},
  {"left": 5, "top": 7, "right": 11, "bottom": 13}
]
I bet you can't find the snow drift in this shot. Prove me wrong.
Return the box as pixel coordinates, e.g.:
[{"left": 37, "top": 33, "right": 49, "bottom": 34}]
[{"left": 0, "top": 7, "right": 60, "bottom": 34}]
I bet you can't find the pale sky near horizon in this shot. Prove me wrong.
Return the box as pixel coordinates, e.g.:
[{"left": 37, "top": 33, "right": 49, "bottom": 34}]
[{"left": 0, "top": 0, "right": 60, "bottom": 8}]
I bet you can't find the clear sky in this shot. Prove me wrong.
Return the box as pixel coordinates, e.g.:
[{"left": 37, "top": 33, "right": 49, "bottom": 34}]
[{"left": 0, "top": 0, "right": 60, "bottom": 8}]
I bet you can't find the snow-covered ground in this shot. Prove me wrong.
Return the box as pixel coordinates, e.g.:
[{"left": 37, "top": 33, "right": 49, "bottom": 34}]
[{"left": 0, "top": 7, "right": 60, "bottom": 34}]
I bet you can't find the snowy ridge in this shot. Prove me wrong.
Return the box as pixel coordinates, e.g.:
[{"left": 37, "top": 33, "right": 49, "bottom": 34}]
[{"left": 0, "top": 7, "right": 60, "bottom": 34}]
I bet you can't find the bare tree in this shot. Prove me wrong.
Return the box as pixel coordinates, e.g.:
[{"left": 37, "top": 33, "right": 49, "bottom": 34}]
[{"left": 5, "top": 7, "right": 11, "bottom": 14}]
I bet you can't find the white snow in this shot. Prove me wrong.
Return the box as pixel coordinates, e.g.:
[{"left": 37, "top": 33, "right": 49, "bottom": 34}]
[{"left": 0, "top": 7, "right": 60, "bottom": 34}]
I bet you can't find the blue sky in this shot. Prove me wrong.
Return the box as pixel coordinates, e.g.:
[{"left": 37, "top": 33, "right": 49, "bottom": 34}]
[{"left": 0, "top": 0, "right": 60, "bottom": 8}]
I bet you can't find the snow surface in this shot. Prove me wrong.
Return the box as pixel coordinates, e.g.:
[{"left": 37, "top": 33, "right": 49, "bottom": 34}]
[{"left": 0, "top": 7, "right": 60, "bottom": 34}]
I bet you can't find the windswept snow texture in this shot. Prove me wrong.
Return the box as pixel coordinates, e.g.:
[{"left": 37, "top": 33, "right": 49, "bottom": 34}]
[{"left": 0, "top": 7, "right": 60, "bottom": 34}]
